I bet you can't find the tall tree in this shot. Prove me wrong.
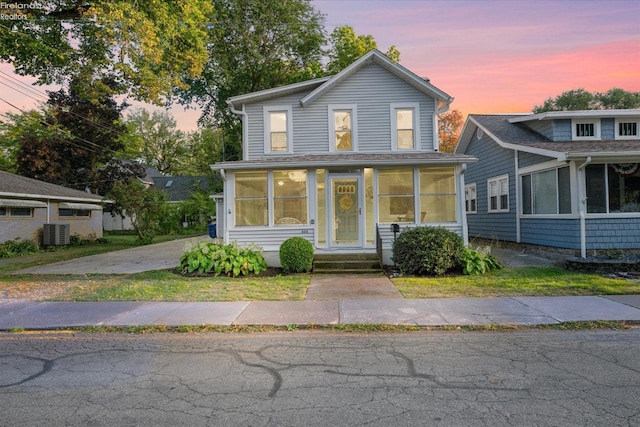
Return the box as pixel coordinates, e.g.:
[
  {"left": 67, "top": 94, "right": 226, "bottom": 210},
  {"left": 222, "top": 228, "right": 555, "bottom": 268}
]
[
  {"left": 122, "top": 109, "right": 187, "bottom": 175},
  {"left": 438, "top": 110, "right": 464, "bottom": 153},
  {"left": 0, "top": 1, "right": 212, "bottom": 104},
  {"left": 533, "top": 88, "right": 640, "bottom": 113},
  {"left": 178, "top": 0, "right": 326, "bottom": 160},
  {"left": 13, "top": 76, "right": 127, "bottom": 192},
  {"left": 325, "top": 26, "right": 400, "bottom": 75}
]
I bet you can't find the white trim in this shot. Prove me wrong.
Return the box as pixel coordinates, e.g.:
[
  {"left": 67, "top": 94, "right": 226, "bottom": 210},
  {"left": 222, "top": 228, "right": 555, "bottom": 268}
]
[
  {"left": 487, "top": 174, "right": 509, "bottom": 213},
  {"left": 508, "top": 109, "right": 640, "bottom": 123},
  {"left": 390, "top": 102, "right": 420, "bottom": 151},
  {"left": 328, "top": 104, "right": 358, "bottom": 152},
  {"left": 263, "top": 106, "right": 293, "bottom": 154},
  {"left": 571, "top": 118, "right": 600, "bottom": 141},
  {"left": 615, "top": 117, "right": 640, "bottom": 140}
]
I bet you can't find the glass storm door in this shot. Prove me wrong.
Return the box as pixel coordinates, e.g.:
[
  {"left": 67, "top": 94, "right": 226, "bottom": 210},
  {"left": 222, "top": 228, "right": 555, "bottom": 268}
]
[{"left": 330, "top": 176, "right": 362, "bottom": 246}]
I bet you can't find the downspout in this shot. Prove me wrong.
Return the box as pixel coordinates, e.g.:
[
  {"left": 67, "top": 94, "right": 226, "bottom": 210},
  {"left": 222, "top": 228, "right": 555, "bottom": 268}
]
[
  {"left": 577, "top": 157, "right": 592, "bottom": 259},
  {"left": 459, "top": 163, "right": 469, "bottom": 246},
  {"left": 226, "top": 100, "right": 248, "bottom": 161},
  {"left": 515, "top": 150, "right": 520, "bottom": 243}
]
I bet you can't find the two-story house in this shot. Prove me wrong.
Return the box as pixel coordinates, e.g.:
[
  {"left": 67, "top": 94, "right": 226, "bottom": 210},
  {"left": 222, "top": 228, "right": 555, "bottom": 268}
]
[
  {"left": 455, "top": 110, "right": 640, "bottom": 258},
  {"left": 211, "top": 50, "right": 476, "bottom": 266}
]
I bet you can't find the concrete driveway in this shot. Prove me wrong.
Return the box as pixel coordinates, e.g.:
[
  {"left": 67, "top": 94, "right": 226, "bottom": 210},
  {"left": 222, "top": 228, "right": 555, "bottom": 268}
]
[{"left": 15, "top": 236, "right": 208, "bottom": 275}]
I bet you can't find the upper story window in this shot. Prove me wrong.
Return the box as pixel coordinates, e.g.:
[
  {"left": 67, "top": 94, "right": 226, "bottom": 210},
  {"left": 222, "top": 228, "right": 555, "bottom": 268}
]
[
  {"left": 616, "top": 118, "right": 639, "bottom": 139},
  {"left": 572, "top": 119, "right": 600, "bottom": 140},
  {"left": 488, "top": 175, "right": 509, "bottom": 213},
  {"left": 264, "top": 106, "right": 292, "bottom": 153},
  {"left": 391, "top": 103, "right": 420, "bottom": 150},
  {"left": 329, "top": 104, "right": 357, "bottom": 152}
]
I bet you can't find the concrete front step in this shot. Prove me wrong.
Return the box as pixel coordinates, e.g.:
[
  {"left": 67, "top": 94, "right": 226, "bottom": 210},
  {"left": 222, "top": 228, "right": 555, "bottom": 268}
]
[{"left": 313, "top": 254, "right": 382, "bottom": 274}]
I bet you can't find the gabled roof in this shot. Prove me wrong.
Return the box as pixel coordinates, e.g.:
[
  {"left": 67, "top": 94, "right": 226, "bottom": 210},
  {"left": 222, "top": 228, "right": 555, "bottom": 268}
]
[
  {"left": 227, "top": 77, "right": 331, "bottom": 109},
  {"left": 0, "top": 170, "right": 103, "bottom": 202},
  {"left": 456, "top": 114, "right": 640, "bottom": 161},
  {"left": 227, "top": 50, "right": 454, "bottom": 111},
  {"left": 152, "top": 176, "right": 214, "bottom": 202},
  {"left": 300, "top": 50, "right": 453, "bottom": 110}
]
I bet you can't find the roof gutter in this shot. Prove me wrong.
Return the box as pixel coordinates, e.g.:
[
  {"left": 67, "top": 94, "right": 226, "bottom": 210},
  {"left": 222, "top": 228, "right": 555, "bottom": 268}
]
[{"left": 577, "top": 156, "right": 592, "bottom": 259}]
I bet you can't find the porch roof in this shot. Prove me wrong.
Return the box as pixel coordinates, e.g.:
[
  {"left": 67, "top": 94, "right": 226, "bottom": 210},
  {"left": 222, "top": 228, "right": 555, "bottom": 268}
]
[{"left": 211, "top": 152, "right": 476, "bottom": 171}]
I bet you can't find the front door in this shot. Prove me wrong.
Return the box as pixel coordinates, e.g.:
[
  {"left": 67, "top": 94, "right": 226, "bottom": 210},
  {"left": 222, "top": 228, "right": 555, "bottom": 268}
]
[{"left": 330, "top": 175, "right": 362, "bottom": 247}]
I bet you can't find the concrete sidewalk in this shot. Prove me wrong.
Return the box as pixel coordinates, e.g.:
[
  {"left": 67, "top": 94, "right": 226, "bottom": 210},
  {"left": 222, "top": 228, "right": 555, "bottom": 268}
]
[{"left": 2, "top": 295, "right": 640, "bottom": 330}]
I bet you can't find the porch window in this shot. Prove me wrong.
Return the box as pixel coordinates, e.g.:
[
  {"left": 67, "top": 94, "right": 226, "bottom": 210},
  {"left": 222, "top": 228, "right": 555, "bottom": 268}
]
[
  {"left": 391, "top": 103, "right": 419, "bottom": 150},
  {"left": 273, "top": 170, "right": 308, "bottom": 225},
  {"left": 521, "top": 167, "right": 571, "bottom": 215},
  {"left": 586, "top": 164, "right": 640, "bottom": 213},
  {"left": 420, "top": 167, "right": 456, "bottom": 222},
  {"left": 329, "top": 105, "right": 357, "bottom": 151},
  {"left": 264, "top": 106, "right": 292, "bottom": 153},
  {"left": 488, "top": 175, "right": 509, "bottom": 213},
  {"left": 465, "top": 183, "right": 477, "bottom": 214},
  {"left": 235, "top": 171, "right": 268, "bottom": 226},
  {"left": 378, "top": 169, "right": 414, "bottom": 223}
]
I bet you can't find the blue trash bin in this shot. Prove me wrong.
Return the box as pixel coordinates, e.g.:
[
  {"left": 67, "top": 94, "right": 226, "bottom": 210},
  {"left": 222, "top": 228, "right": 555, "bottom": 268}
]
[{"left": 208, "top": 223, "right": 217, "bottom": 238}]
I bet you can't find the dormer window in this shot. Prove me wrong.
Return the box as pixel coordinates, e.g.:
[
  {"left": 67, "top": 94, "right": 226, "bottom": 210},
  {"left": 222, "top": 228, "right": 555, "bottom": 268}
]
[
  {"left": 572, "top": 119, "right": 600, "bottom": 140},
  {"left": 391, "top": 103, "right": 420, "bottom": 150},
  {"left": 329, "top": 104, "right": 357, "bottom": 152},
  {"left": 264, "top": 106, "right": 292, "bottom": 153},
  {"left": 616, "top": 118, "right": 639, "bottom": 139}
]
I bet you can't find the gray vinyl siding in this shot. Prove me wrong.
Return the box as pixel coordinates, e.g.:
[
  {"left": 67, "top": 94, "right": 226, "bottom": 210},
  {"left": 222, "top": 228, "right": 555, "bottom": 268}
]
[
  {"left": 552, "top": 119, "right": 572, "bottom": 141},
  {"left": 463, "top": 133, "right": 517, "bottom": 242},
  {"left": 243, "top": 62, "right": 437, "bottom": 160},
  {"left": 228, "top": 227, "right": 314, "bottom": 250},
  {"left": 586, "top": 218, "right": 640, "bottom": 250},
  {"left": 601, "top": 118, "right": 615, "bottom": 140},
  {"left": 525, "top": 120, "right": 553, "bottom": 140},
  {"left": 518, "top": 151, "right": 555, "bottom": 168},
  {"left": 520, "top": 218, "right": 581, "bottom": 249}
]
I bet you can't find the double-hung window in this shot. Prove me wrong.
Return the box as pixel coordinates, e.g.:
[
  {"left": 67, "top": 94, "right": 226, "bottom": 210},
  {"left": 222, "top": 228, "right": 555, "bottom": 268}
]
[
  {"left": 391, "top": 103, "right": 419, "bottom": 150},
  {"left": 488, "top": 175, "right": 509, "bottom": 213},
  {"left": 329, "top": 105, "right": 357, "bottom": 151},
  {"left": 465, "top": 183, "right": 477, "bottom": 214},
  {"left": 264, "top": 106, "right": 292, "bottom": 153}
]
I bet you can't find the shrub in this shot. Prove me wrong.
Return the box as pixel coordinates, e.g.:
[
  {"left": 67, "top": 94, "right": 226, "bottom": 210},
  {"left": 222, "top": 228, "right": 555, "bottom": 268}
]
[
  {"left": 461, "top": 246, "right": 503, "bottom": 275},
  {"left": 279, "top": 236, "right": 314, "bottom": 273},
  {"left": 179, "top": 240, "right": 267, "bottom": 277},
  {"left": 0, "top": 238, "right": 40, "bottom": 258},
  {"left": 392, "top": 226, "right": 464, "bottom": 276}
]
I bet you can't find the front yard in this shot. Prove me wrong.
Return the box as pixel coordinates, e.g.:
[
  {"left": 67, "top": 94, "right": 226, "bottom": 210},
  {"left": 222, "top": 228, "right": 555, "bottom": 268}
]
[{"left": 1, "top": 235, "right": 639, "bottom": 301}]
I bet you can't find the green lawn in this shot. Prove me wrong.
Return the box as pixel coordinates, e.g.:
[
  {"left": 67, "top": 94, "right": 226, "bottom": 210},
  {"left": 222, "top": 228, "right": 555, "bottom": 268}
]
[
  {"left": 1, "top": 235, "right": 638, "bottom": 302},
  {"left": 393, "top": 267, "right": 640, "bottom": 298}
]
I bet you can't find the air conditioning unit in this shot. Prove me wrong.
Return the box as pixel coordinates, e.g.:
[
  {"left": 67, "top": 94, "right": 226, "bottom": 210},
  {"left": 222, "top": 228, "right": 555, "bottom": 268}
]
[{"left": 43, "top": 224, "right": 70, "bottom": 246}]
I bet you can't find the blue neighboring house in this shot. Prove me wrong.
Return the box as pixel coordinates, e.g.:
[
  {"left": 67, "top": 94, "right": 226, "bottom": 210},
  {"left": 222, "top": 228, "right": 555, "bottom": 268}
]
[{"left": 455, "top": 109, "right": 640, "bottom": 258}]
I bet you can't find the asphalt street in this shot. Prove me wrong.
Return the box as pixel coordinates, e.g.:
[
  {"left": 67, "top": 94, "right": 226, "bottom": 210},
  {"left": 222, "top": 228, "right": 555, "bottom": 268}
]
[{"left": 1, "top": 329, "right": 639, "bottom": 426}]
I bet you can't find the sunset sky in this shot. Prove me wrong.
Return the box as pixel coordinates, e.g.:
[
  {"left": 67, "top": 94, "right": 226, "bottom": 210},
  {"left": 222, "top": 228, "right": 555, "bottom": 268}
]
[{"left": 1, "top": 0, "right": 639, "bottom": 130}]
